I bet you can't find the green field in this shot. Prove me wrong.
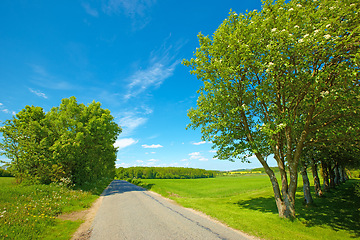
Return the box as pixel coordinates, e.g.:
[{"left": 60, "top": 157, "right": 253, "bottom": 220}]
[
  {"left": 141, "top": 175, "right": 360, "bottom": 240},
  {"left": 0, "top": 177, "right": 98, "bottom": 240}
]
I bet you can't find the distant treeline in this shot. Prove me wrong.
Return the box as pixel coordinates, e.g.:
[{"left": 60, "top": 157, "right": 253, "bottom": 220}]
[
  {"left": 116, "top": 167, "right": 218, "bottom": 179},
  {"left": 0, "top": 168, "right": 13, "bottom": 177}
]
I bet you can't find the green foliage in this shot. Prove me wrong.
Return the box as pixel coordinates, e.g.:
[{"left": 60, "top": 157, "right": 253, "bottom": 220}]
[
  {"left": 0, "top": 168, "right": 13, "bottom": 177},
  {"left": 116, "top": 166, "right": 217, "bottom": 180},
  {"left": 0, "top": 97, "right": 121, "bottom": 189},
  {"left": 0, "top": 177, "right": 97, "bottom": 240},
  {"left": 183, "top": 0, "right": 360, "bottom": 218}
]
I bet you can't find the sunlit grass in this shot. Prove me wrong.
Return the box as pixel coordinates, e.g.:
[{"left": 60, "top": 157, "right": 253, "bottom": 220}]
[
  {"left": 142, "top": 175, "right": 360, "bottom": 240},
  {"left": 0, "top": 177, "right": 98, "bottom": 240}
]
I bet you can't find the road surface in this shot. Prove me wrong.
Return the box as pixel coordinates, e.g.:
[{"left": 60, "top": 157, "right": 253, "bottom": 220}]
[{"left": 90, "top": 180, "right": 255, "bottom": 240}]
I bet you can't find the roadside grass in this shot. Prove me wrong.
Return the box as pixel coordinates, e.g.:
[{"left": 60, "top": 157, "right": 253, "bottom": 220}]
[
  {"left": 141, "top": 175, "right": 360, "bottom": 240},
  {"left": 0, "top": 177, "right": 98, "bottom": 240}
]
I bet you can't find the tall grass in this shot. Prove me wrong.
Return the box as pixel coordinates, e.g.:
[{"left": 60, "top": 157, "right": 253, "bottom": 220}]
[
  {"left": 0, "top": 177, "right": 97, "bottom": 240},
  {"left": 142, "top": 175, "right": 360, "bottom": 240}
]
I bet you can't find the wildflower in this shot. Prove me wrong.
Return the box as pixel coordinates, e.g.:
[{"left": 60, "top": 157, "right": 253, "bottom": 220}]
[
  {"left": 294, "top": 25, "right": 299, "bottom": 28},
  {"left": 271, "top": 28, "right": 277, "bottom": 32},
  {"left": 324, "top": 34, "right": 331, "bottom": 39},
  {"left": 303, "top": 34, "right": 309, "bottom": 38},
  {"left": 268, "top": 62, "right": 274, "bottom": 67},
  {"left": 326, "top": 24, "right": 331, "bottom": 28},
  {"left": 298, "top": 38, "right": 304, "bottom": 43},
  {"left": 297, "top": 4, "right": 302, "bottom": 7},
  {"left": 289, "top": 8, "right": 294, "bottom": 11}
]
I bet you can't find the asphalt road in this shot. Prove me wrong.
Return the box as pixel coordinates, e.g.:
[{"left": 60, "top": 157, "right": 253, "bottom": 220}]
[{"left": 90, "top": 180, "right": 255, "bottom": 240}]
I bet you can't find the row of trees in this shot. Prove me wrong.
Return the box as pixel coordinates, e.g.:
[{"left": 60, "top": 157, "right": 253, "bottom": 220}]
[
  {"left": 0, "top": 97, "right": 121, "bottom": 188},
  {"left": 116, "top": 167, "right": 217, "bottom": 179},
  {"left": 300, "top": 146, "right": 359, "bottom": 205},
  {"left": 0, "top": 167, "right": 12, "bottom": 177},
  {"left": 184, "top": 0, "right": 359, "bottom": 219}
]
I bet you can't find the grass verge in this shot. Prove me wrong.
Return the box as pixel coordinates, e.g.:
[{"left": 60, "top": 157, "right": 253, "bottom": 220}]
[
  {"left": 141, "top": 175, "right": 360, "bottom": 240},
  {"left": 0, "top": 177, "right": 98, "bottom": 240}
]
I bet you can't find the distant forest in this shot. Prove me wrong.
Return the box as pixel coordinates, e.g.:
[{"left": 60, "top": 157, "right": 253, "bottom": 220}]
[{"left": 116, "top": 167, "right": 218, "bottom": 179}]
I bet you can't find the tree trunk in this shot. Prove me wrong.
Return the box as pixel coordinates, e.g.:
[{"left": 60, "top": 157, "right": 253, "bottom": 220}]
[
  {"left": 321, "top": 160, "right": 330, "bottom": 192},
  {"left": 338, "top": 166, "right": 346, "bottom": 183},
  {"left": 255, "top": 152, "right": 296, "bottom": 219},
  {"left": 334, "top": 164, "right": 341, "bottom": 185},
  {"left": 301, "top": 164, "right": 313, "bottom": 205},
  {"left": 344, "top": 168, "right": 349, "bottom": 180},
  {"left": 311, "top": 158, "right": 323, "bottom": 197},
  {"left": 329, "top": 164, "right": 336, "bottom": 189}
]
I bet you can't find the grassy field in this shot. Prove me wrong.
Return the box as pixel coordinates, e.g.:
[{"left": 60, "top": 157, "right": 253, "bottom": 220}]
[
  {"left": 0, "top": 177, "right": 98, "bottom": 240},
  {"left": 141, "top": 175, "right": 360, "bottom": 240}
]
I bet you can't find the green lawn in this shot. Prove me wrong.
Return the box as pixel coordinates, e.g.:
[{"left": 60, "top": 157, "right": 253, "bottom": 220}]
[
  {"left": 0, "top": 177, "right": 98, "bottom": 240},
  {"left": 142, "top": 175, "right": 360, "bottom": 240}
]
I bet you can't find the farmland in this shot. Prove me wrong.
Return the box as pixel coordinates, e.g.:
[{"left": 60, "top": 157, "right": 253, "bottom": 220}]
[{"left": 141, "top": 175, "right": 360, "bottom": 240}]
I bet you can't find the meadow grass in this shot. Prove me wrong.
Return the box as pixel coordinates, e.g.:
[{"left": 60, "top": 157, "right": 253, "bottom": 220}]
[
  {"left": 142, "top": 175, "right": 360, "bottom": 240},
  {"left": 0, "top": 177, "right": 98, "bottom": 240}
]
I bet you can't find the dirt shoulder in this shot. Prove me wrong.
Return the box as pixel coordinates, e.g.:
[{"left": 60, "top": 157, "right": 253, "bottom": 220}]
[{"left": 57, "top": 196, "right": 103, "bottom": 240}]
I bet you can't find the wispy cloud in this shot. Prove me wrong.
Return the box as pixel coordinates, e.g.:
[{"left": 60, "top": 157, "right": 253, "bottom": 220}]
[
  {"left": 189, "top": 152, "right": 208, "bottom": 161},
  {"left": 29, "top": 64, "right": 74, "bottom": 90},
  {"left": 102, "top": 0, "right": 156, "bottom": 30},
  {"left": 82, "top": 2, "right": 99, "bottom": 17},
  {"left": 114, "top": 138, "right": 138, "bottom": 149},
  {"left": 29, "top": 88, "right": 48, "bottom": 99},
  {"left": 118, "top": 112, "right": 148, "bottom": 136},
  {"left": 142, "top": 144, "right": 163, "bottom": 149},
  {"left": 0, "top": 103, "right": 15, "bottom": 115},
  {"left": 192, "top": 141, "right": 207, "bottom": 145},
  {"left": 124, "top": 61, "right": 178, "bottom": 100}
]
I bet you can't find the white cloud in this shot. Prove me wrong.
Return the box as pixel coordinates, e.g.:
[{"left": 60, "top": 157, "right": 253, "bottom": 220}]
[
  {"left": 82, "top": 2, "right": 99, "bottom": 17},
  {"left": 189, "top": 152, "right": 201, "bottom": 159},
  {"left": 136, "top": 160, "right": 144, "bottom": 163},
  {"left": 124, "top": 61, "right": 177, "bottom": 100},
  {"left": 189, "top": 152, "right": 208, "bottom": 161},
  {"left": 0, "top": 103, "right": 15, "bottom": 115},
  {"left": 29, "top": 88, "right": 48, "bottom": 99},
  {"left": 118, "top": 115, "right": 147, "bottom": 136},
  {"left": 192, "top": 141, "right": 207, "bottom": 145},
  {"left": 29, "top": 64, "right": 74, "bottom": 90},
  {"left": 209, "top": 150, "right": 217, "bottom": 153},
  {"left": 115, "top": 162, "right": 132, "bottom": 168},
  {"left": 114, "top": 138, "right": 138, "bottom": 149},
  {"left": 102, "top": 0, "right": 156, "bottom": 29},
  {"left": 142, "top": 144, "right": 163, "bottom": 148},
  {"left": 147, "top": 159, "right": 159, "bottom": 162},
  {"left": 145, "top": 152, "right": 156, "bottom": 154}
]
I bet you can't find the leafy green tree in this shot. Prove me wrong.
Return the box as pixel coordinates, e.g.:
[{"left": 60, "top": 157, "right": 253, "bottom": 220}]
[
  {"left": 46, "top": 97, "right": 121, "bottom": 187},
  {"left": 0, "top": 106, "right": 50, "bottom": 183},
  {"left": 0, "top": 97, "right": 121, "bottom": 189},
  {"left": 183, "top": 0, "right": 359, "bottom": 218}
]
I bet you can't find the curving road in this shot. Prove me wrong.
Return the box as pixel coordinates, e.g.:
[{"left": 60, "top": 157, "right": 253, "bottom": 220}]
[{"left": 90, "top": 180, "right": 256, "bottom": 240}]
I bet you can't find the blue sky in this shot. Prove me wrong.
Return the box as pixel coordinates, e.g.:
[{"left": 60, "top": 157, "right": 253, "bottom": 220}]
[{"left": 0, "top": 0, "right": 277, "bottom": 171}]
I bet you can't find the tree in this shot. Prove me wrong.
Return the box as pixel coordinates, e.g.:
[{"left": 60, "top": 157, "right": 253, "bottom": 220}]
[
  {"left": 183, "top": 0, "right": 360, "bottom": 218},
  {"left": 0, "top": 106, "right": 50, "bottom": 183},
  {"left": 0, "top": 97, "right": 121, "bottom": 188},
  {"left": 46, "top": 97, "right": 121, "bottom": 187}
]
